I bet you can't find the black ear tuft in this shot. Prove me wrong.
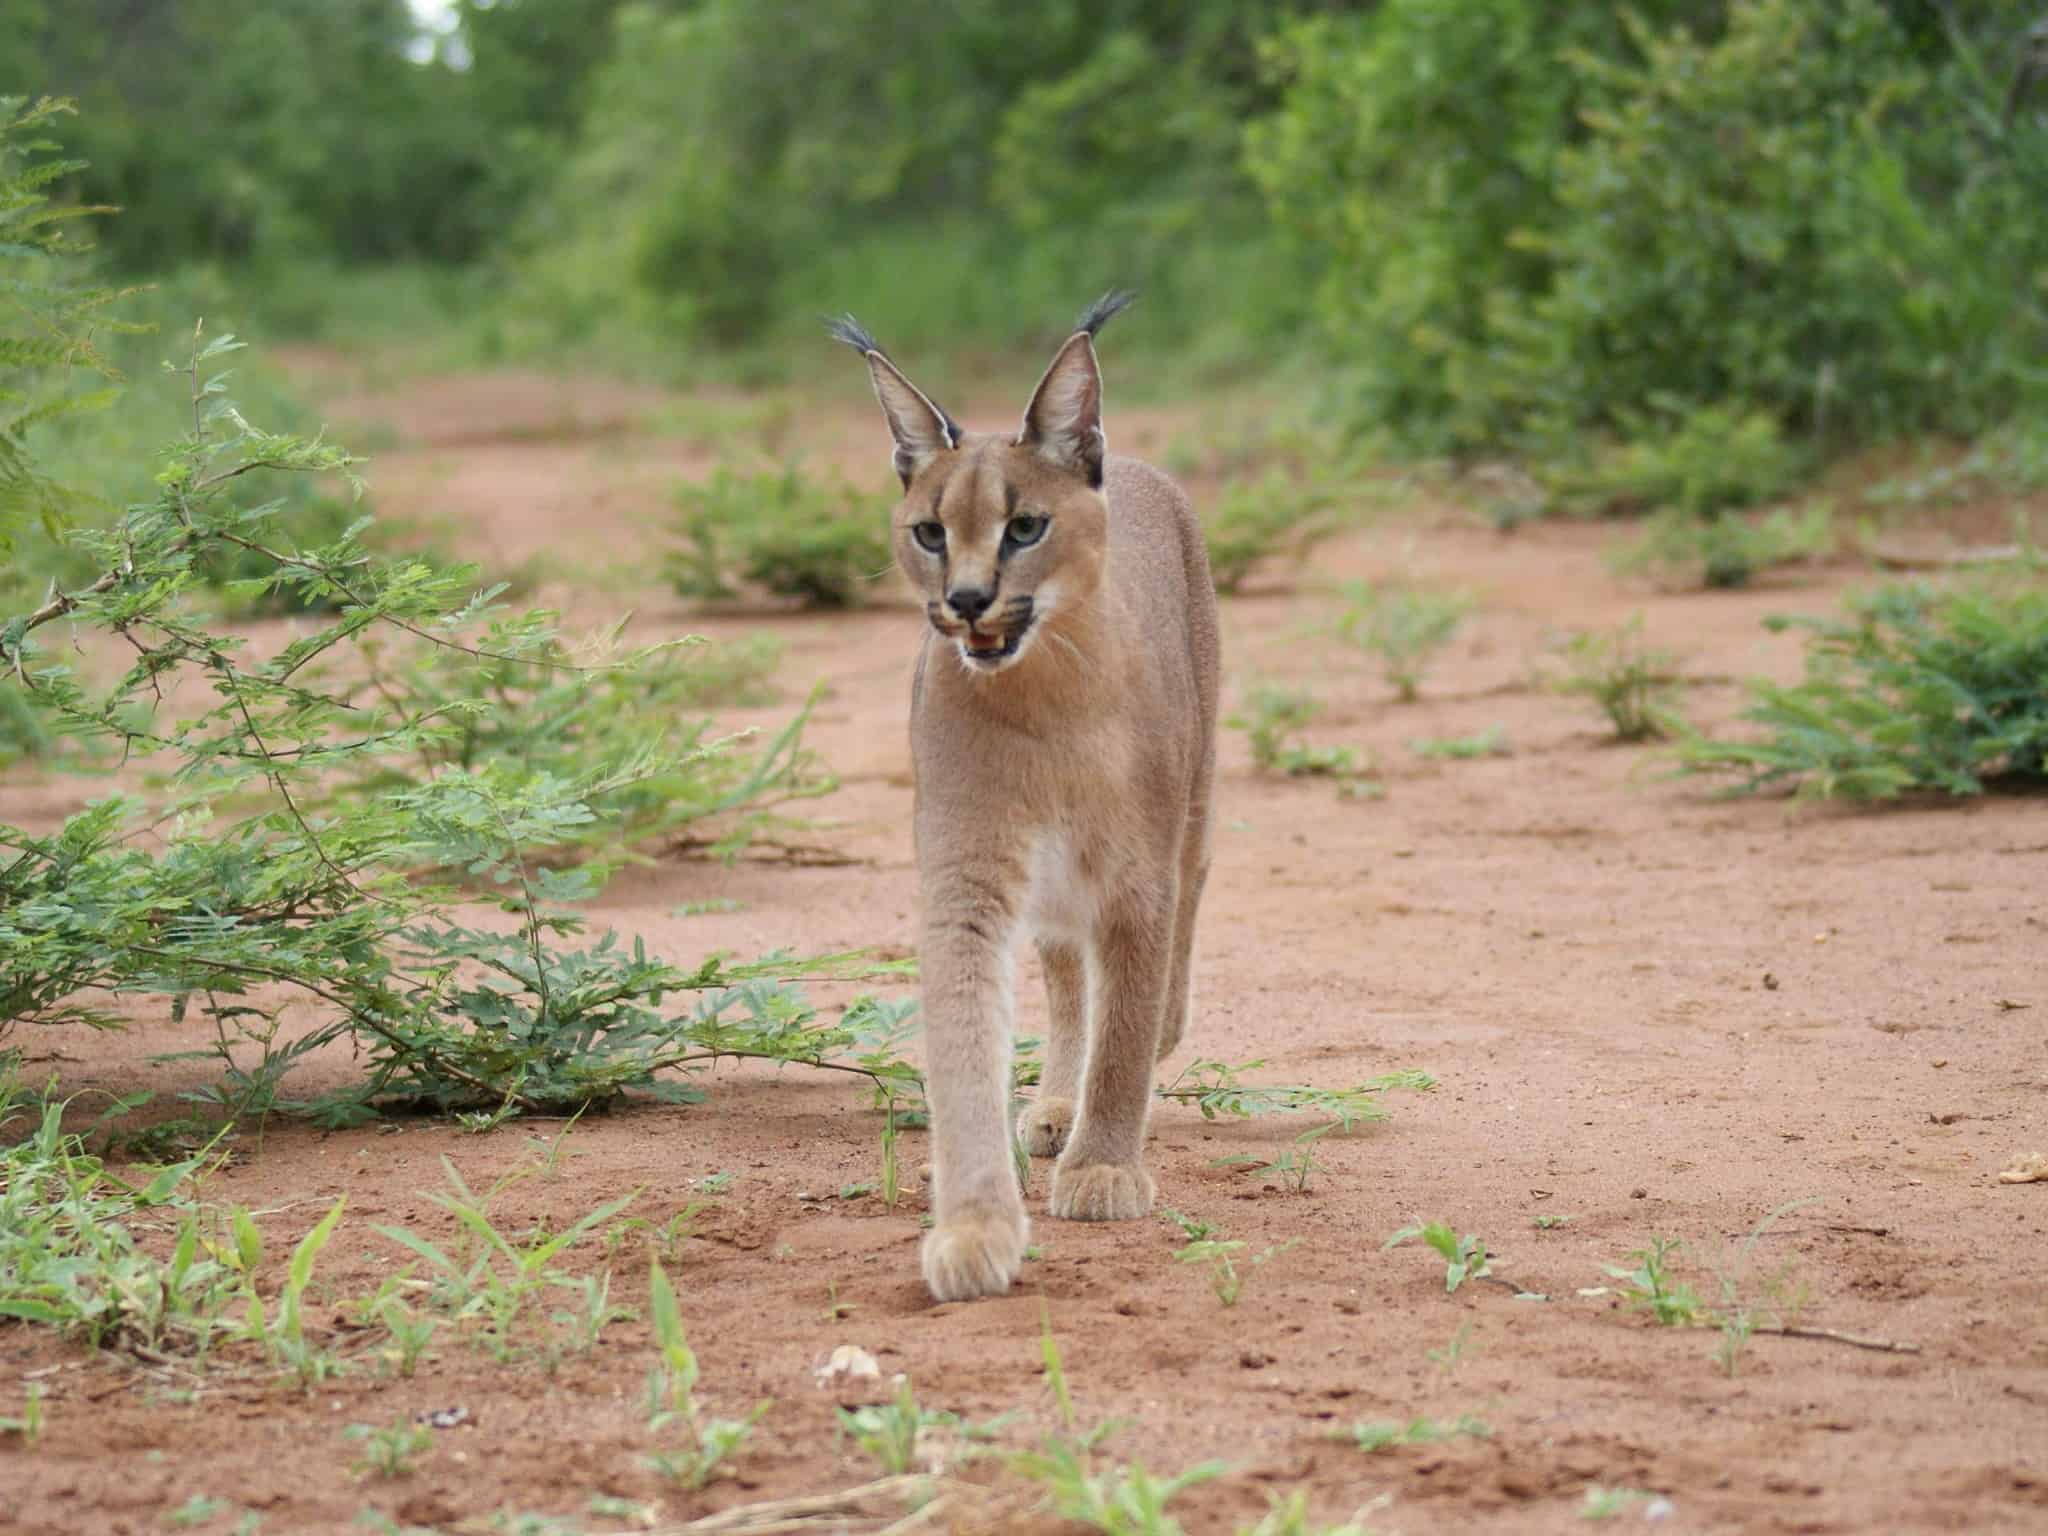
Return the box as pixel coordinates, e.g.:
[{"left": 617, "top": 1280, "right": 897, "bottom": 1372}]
[
  {"left": 1073, "top": 289, "right": 1136, "bottom": 339},
  {"left": 827, "top": 311, "right": 962, "bottom": 484},
  {"left": 825, "top": 313, "right": 883, "bottom": 356}
]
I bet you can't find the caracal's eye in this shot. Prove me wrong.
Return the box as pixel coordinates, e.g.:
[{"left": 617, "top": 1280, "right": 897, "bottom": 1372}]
[
  {"left": 1004, "top": 513, "right": 1048, "bottom": 548},
  {"left": 911, "top": 520, "right": 947, "bottom": 553}
]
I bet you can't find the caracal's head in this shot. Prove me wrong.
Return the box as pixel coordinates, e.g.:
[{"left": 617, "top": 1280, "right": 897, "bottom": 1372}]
[{"left": 829, "top": 293, "right": 1133, "bottom": 676}]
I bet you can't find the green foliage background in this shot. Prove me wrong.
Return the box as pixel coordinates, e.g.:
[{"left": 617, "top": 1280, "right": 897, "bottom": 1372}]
[{"left": 6, "top": 1, "right": 2047, "bottom": 460}]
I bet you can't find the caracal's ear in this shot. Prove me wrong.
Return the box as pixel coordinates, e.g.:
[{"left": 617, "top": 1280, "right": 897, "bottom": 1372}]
[
  {"left": 1018, "top": 290, "right": 1134, "bottom": 489},
  {"left": 826, "top": 314, "right": 960, "bottom": 487}
]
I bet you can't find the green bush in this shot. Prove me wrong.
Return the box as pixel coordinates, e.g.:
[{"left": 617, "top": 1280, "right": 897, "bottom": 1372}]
[
  {"left": 1500, "top": 0, "right": 2048, "bottom": 448},
  {"left": 0, "top": 96, "right": 134, "bottom": 548},
  {"left": 1542, "top": 405, "right": 1802, "bottom": 520},
  {"left": 1676, "top": 583, "right": 2048, "bottom": 799},
  {"left": 1258, "top": 2, "right": 2048, "bottom": 463},
  {"left": 0, "top": 319, "right": 861, "bottom": 1123},
  {"left": 1203, "top": 469, "right": 1347, "bottom": 595},
  {"left": 1248, "top": 2, "right": 1693, "bottom": 453},
  {"left": 668, "top": 464, "right": 892, "bottom": 608},
  {"left": 1615, "top": 502, "right": 1835, "bottom": 591}
]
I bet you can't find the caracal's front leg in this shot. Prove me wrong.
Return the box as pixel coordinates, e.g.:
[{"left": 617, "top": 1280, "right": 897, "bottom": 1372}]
[
  {"left": 1018, "top": 940, "right": 1086, "bottom": 1157},
  {"left": 919, "top": 864, "right": 1030, "bottom": 1301},
  {"left": 1051, "top": 879, "right": 1175, "bottom": 1221}
]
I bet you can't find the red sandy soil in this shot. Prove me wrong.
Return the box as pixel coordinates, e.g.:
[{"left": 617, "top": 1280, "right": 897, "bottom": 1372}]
[{"left": 3, "top": 357, "right": 2045, "bottom": 1536}]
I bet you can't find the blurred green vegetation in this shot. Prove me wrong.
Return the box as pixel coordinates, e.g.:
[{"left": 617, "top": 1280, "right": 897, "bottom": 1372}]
[{"left": 7, "top": 0, "right": 2048, "bottom": 493}]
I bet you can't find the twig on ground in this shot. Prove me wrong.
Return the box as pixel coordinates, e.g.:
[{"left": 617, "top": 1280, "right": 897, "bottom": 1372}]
[{"left": 1752, "top": 1324, "right": 1919, "bottom": 1354}]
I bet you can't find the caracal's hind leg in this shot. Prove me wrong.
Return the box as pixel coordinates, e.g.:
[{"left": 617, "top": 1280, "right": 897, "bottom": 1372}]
[
  {"left": 1019, "top": 939, "right": 1086, "bottom": 1157},
  {"left": 1051, "top": 881, "right": 1174, "bottom": 1221},
  {"left": 1157, "top": 779, "right": 1212, "bottom": 1062}
]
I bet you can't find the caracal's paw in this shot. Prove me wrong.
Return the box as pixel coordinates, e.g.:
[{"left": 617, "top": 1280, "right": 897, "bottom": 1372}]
[
  {"left": 1018, "top": 1096, "right": 1076, "bottom": 1157},
  {"left": 1049, "top": 1159, "right": 1154, "bottom": 1222},
  {"left": 921, "top": 1205, "right": 1029, "bottom": 1302}
]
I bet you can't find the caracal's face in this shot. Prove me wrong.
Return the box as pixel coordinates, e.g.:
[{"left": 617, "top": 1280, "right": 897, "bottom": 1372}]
[{"left": 894, "top": 436, "right": 1107, "bottom": 676}]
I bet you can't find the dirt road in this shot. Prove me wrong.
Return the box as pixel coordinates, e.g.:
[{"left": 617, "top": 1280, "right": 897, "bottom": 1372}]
[{"left": 4, "top": 360, "right": 2043, "bottom": 1535}]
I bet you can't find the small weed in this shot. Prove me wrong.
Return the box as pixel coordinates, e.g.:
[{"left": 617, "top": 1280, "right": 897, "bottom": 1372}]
[
  {"left": 1227, "top": 687, "right": 1376, "bottom": 789},
  {"left": 1158, "top": 1061, "right": 1433, "bottom": 1130},
  {"left": 642, "top": 1258, "right": 767, "bottom": 1488},
  {"left": 344, "top": 1419, "right": 435, "bottom": 1480},
  {"left": 1339, "top": 1414, "right": 1490, "bottom": 1453},
  {"left": 1410, "top": 725, "right": 1508, "bottom": 760},
  {"left": 879, "top": 1103, "right": 902, "bottom": 1209},
  {"left": 606, "top": 1202, "right": 708, "bottom": 1265},
  {"left": 1160, "top": 1210, "right": 1218, "bottom": 1243},
  {"left": 163, "top": 1495, "right": 234, "bottom": 1527},
  {"left": 1008, "top": 1438, "right": 1227, "bottom": 1536},
  {"left": 353, "top": 1278, "right": 439, "bottom": 1378},
  {"left": 0, "top": 1382, "right": 44, "bottom": 1445},
  {"left": 523, "top": 1106, "right": 588, "bottom": 1181},
  {"left": 245, "top": 1196, "right": 348, "bottom": 1386},
  {"left": 1601, "top": 1236, "right": 1704, "bottom": 1327},
  {"left": 1553, "top": 618, "right": 1684, "bottom": 742},
  {"left": 1580, "top": 1486, "right": 1653, "bottom": 1521},
  {"left": 1242, "top": 1489, "right": 1392, "bottom": 1536},
  {"left": 1531, "top": 1213, "right": 1572, "bottom": 1231},
  {"left": 836, "top": 1376, "right": 1010, "bottom": 1476},
  {"left": 1213, "top": 1121, "right": 1337, "bottom": 1194},
  {"left": 546, "top": 1269, "right": 633, "bottom": 1363},
  {"left": 697, "top": 1171, "right": 736, "bottom": 1195},
  {"left": 585, "top": 1493, "right": 658, "bottom": 1526},
  {"left": 1384, "top": 1221, "right": 1492, "bottom": 1294},
  {"left": 1338, "top": 582, "right": 1473, "bottom": 701},
  {"left": 1040, "top": 1306, "right": 1079, "bottom": 1436},
  {"left": 1711, "top": 1198, "right": 1816, "bottom": 1376},
  {"left": 1426, "top": 1321, "right": 1476, "bottom": 1373},
  {"left": 374, "top": 1158, "right": 637, "bottom": 1362},
  {"left": 0, "top": 1088, "right": 239, "bottom": 1358},
  {"left": 822, "top": 1283, "right": 854, "bottom": 1322},
  {"left": 1172, "top": 1237, "right": 1298, "bottom": 1307}
]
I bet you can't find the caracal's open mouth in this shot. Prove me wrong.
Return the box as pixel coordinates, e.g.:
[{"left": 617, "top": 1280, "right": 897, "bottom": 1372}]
[{"left": 952, "top": 620, "right": 1029, "bottom": 669}]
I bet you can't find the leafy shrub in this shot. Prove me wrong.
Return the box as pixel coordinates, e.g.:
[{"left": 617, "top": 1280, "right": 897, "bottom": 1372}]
[
  {"left": 1259, "top": 3, "right": 2048, "bottom": 462},
  {"left": 1338, "top": 582, "right": 1473, "bottom": 701},
  {"left": 668, "top": 464, "right": 891, "bottom": 608},
  {"left": 0, "top": 96, "right": 134, "bottom": 547},
  {"left": 1204, "top": 469, "right": 1350, "bottom": 594},
  {"left": 1616, "top": 501, "right": 1835, "bottom": 591},
  {"left": 1542, "top": 405, "right": 1802, "bottom": 520},
  {"left": 1512, "top": 1, "right": 2048, "bottom": 449},
  {"left": 1554, "top": 618, "right": 1685, "bottom": 742},
  {"left": 1676, "top": 583, "right": 2048, "bottom": 799},
  {"left": 342, "top": 631, "right": 824, "bottom": 871},
  {"left": 0, "top": 321, "right": 869, "bottom": 1122},
  {"left": 1248, "top": 2, "right": 1694, "bottom": 452}
]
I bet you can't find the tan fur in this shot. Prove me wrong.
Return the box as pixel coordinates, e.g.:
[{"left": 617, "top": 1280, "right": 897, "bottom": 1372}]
[{"left": 837, "top": 305, "right": 1219, "bottom": 1302}]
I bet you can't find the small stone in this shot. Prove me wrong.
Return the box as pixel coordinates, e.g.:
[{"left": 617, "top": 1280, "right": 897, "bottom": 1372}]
[
  {"left": 813, "top": 1344, "right": 881, "bottom": 1387},
  {"left": 1239, "top": 1350, "right": 1270, "bottom": 1370}
]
